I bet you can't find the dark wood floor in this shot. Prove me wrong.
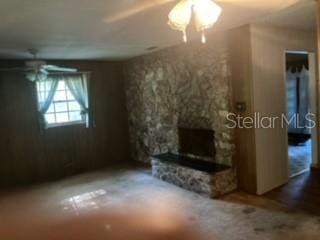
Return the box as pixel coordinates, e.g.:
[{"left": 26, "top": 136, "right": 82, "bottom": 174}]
[{"left": 264, "top": 169, "right": 320, "bottom": 215}]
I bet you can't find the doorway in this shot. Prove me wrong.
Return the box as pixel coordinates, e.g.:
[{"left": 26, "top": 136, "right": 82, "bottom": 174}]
[{"left": 285, "top": 52, "right": 313, "bottom": 178}]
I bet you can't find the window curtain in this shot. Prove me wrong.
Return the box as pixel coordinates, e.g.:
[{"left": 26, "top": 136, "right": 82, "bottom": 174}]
[
  {"left": 286, "top": 67, "right": 297, "bottom": 132},
  {"left": 299, "top": 66, "right": 310, "bottom": 134},
  {"left": 64, "top": 74, "right": 90, "bottom": 128},
  {"left": 37, "top": 77, "right": 59, "bottom": 129},
  {"left": 286, "top": 66, "right": 310, "bottom": 134}
]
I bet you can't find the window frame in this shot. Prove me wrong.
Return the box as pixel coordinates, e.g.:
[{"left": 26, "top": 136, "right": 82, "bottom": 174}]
[{"left": 36, "top": 79, "right": 87, "bottom": 129}]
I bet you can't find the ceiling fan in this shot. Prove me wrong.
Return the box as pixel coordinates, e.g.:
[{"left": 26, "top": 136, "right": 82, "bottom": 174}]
[
  {"left": 0, "top": 49, "right": 78, "bottom": 82},
  {"left": 106, "top": 0, "right": 222, "bottom": 43}
]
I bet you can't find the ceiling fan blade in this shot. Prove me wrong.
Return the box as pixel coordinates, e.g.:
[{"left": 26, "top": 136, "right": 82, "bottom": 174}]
[
  {"left": 40, "top": 68, "right": 49, "bottom": 75},
  {"left": 104, "top": 0, "right": 175, "bottom": 23},
  {"left": 25, "top": 60, "right": 46, "bottom": 68},
  {"left": 42, "top": 65, "right": 78, "bottom": 72},
  {"left": 0, "top": 67, "right": 33, "bottom": 72}
]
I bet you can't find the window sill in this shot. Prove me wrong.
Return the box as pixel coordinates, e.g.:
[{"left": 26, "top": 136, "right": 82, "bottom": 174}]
[{"left": 46, "top": 121, "right": 86, "bottom": 129}]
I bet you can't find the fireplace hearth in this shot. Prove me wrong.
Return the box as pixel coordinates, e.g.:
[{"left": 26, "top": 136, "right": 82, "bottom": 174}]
[
  {"left": 153, "top": 153, "right": 227, "bottom": 173},
  {"left": 151, "top": 127, "right": 237, "bottom": 198}
]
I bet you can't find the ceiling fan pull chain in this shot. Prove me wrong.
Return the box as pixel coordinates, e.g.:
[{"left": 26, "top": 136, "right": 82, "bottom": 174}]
[
  {"left": 183, "top": 30, "right": 188, "bottom": 43},
  {"left": 201, "top": 31, "right": 206, "bottom": 44}
]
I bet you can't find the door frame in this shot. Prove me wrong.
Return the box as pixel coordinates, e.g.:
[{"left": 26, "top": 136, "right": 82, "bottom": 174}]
[
  {"left": 309, "top": 53, "right": 319, "bottom": 168},
  {"left": 283, "top": 50, "right": 318, "bottom": 177}
]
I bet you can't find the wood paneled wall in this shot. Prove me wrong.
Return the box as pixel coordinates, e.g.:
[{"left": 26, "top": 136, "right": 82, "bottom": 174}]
[{"left": 0, "top": 61, "right": 130, "bottom": 187}]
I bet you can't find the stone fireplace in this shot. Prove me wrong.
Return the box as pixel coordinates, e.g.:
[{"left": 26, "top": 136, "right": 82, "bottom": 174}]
[
  {"left": 124, "top": 32, "right": 237, "bottom": 198},
  {"left": 151, "top": 127, "right": 236, "bottom": 198}
]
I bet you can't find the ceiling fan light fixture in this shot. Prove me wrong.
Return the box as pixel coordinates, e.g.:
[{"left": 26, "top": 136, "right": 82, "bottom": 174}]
[
  {"left": 168, "top": 0, "right": 193, "bottom": 42},
  {"left": 194, "top": 0, "right": 221, "bottom": 31},
  {"left": 168, "top": 0, "right": 222, "bottom": 43},
  {"left": 26, "top": 71, "right": 47, "bottom": 82}
]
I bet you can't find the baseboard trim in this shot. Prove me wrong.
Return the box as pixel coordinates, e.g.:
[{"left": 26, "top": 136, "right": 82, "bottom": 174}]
[{"left": 290, "top": 168, "right": 310, "bottom": 178}]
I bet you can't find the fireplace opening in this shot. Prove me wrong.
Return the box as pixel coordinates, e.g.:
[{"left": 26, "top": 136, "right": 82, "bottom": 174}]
[
  {"left": 178, "top": 127, "right": 215, "bottom": 160},
  {"left": 152, "top": 127, "right": 226, "bottom": 174}
]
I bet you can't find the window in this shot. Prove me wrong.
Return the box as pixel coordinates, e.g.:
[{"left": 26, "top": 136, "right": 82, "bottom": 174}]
[{"left": 36, "top": 78, "right": 88, "bottom": 128}]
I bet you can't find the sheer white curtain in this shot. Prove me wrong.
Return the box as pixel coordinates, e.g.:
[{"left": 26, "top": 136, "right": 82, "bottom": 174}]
[
  {"left": 286, "top": 67, "right": 297, "bottom": 132},
  {"left": 286, "top": 66, "right": 310, "bottom": 134},
  {"left": 64, "top": 74, "right": 90, "bottom": 127},
  {"left": 37, "top": 77, "right": 59, "bottom": 128},
  {"left": 299, "top": 66, "right": 310, "bottom": 134}
]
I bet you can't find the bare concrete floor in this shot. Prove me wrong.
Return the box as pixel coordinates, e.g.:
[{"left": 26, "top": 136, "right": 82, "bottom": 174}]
[{"left": 1, "top": 166, "right": 320, "bottom": 240}]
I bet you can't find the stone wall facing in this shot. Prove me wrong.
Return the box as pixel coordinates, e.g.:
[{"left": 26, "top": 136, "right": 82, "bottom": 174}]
[
  {"left": 124, "top": 33, "right": 234, "bottom": 166},
  {"left": 151, "top": 158, "right": 237, "bottom": 198}
]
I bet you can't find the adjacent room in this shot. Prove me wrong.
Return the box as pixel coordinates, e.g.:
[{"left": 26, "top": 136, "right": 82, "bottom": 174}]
[
  {"left": 0, "top": 0, "right": 320, "bottom": 240},
  {"left": 286, "top": 52, "right": 313, "bottom": 177}
]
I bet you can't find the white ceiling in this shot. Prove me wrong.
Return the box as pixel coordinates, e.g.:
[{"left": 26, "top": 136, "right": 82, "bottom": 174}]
[
  {"left": 0, "top": 0, "right": 311, "bottom": 60},
  {"left": 259, "top": 0, "right": 316, "bottom": 31}
]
